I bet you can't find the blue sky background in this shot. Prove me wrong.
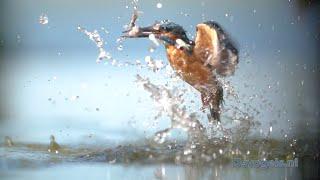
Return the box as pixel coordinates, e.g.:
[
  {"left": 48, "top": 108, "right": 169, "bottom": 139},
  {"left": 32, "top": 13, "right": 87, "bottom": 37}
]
[{"left": 0, "top": 0, "right": 319, "bottom": 143}]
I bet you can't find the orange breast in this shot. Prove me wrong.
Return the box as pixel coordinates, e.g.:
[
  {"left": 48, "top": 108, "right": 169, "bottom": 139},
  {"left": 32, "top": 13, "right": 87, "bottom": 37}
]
[{"left": 165, "top": 46, "right": 213, "bottom": 88}]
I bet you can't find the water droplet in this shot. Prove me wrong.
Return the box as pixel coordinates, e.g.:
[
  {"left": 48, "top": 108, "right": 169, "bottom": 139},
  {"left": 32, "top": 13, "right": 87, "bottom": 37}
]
[
  {"left": 149, "top": 34, "right": 160, "bottom": 46},
  {"left": 253, "top": 9, "right": 257, "bottom": 14},
  {"left": 16, "top": 34, "right": 21, "bottom": 43},
  {"left": 212, "top": 153, "right": 217, "bottom": 159},
  {"left": 70, "top": 95, "right": 79, "bottom": 101},
  {"left": 156, "top": 3, "right": 162, "bottom": 8},
  {"left": 184, "top": 148, "right": 192, "bottom": 155},
  {"left": 39, "top": 14, "right": 49, "bottom": 25},
  {"left": 109, "top": 159, "right": 116, "bottom": 164},
  {"left": 154, "top": 131, "right": 168, "bottom": 144},
  {"left": 78, "top": 26, "right": 110, "bottom": 61},
  {"left": 149, "top": 47, "right": 155, "bottom": 53},
  {"left": 117, "top": 45, "right": 123, "bottom": 51},
  {"left": 4, "top": 136, "right": 14, "bottom": 147},
  {"left": 154, "top": 165, "right": 166, "bottom": 179}
]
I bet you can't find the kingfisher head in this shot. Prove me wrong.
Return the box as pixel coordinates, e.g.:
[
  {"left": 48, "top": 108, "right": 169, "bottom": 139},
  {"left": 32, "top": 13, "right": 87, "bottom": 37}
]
[{"left": 123, "top": 20, "right": 193, "bottom": 48}]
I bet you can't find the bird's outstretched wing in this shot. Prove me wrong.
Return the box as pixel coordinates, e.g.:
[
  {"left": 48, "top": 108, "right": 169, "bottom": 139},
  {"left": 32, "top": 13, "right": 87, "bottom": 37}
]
[{"left": 194, "top": 21, "right": 239, "bottom": 76}]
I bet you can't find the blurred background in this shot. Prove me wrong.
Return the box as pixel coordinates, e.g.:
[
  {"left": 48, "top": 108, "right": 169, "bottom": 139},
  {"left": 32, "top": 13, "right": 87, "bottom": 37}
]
[{"left": 0, "top": 0, "right": 319, "bottom": 145}]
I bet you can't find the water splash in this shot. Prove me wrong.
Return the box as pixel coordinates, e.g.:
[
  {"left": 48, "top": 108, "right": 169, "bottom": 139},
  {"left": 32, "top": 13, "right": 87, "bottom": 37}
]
[
  {"left": 144, "top": 56, "right": 164, "bottom": 72},
  {"left": 77, "top": 26, "right": 111, "bottom": 63},
  {"left": 48, "top": 135, "right": 60, "bottom": 154},
  {"left": 39, "top": 14, "right": 49, "bottom": 25},
  {"left": 133, "top": 61, "right": 271, "bottom": 163},
  {"left": 4, "top": 136, "right": 14, "bottom": 147},
  {"left": 136, "top": 75, "right": 206, "bottom": 142}
]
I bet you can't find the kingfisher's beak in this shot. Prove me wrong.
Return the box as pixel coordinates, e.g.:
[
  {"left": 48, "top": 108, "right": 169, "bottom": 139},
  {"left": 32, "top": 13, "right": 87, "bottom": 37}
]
[{"left": 122, "top": 24, "right": 161, "bottom": 38}]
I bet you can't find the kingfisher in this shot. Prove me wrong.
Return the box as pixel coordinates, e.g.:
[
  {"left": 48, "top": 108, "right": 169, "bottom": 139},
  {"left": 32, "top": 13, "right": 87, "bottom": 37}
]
[{"left": 123, "top": 20, "right": 239, "bottom": 122}]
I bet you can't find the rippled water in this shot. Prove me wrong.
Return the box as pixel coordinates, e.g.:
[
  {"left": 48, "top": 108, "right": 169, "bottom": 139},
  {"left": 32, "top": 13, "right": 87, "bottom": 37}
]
[{"left": 1, "top": 137, "right": 318, "bottom": 180}]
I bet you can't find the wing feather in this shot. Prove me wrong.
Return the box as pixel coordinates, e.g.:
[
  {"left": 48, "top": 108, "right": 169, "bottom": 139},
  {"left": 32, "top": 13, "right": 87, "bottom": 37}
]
[{"left": 194, "top": 21, "right": 239, "bottom": 76}]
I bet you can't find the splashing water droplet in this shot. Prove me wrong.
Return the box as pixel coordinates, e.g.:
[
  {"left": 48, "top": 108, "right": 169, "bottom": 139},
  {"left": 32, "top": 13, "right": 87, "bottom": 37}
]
[
  {"left": 16, "top": 34, "right": 21, "bottom": 43},
  {"left": 156, "top": 3, "right": 162, "bottom": 8},
  {"left": 78, "top": 26, "right": 111, "bottom": 62},
  {"left": 212, "top": 153, "right": 217, "bottom": 159},
  {"left": 149, "top": 47, "right": 155, "bottom": 53},
  {"left": 190, "top": 144, "right": 196, "bottom": 149},
  {"left": 253, "top": 9, "right": 257, "bottom": 14},
  {"left": 154, "top": 165, "right": 166, "bottom": 179},
  {"left": 149, "top": 34, "right": 160, "bottom": 46},
  {"left": 184, "top": 148, "right": 192, "bottom": 155},
  {"left": 117, "top": 45, "right": 123, "bottom": 51},
  {"left": 144, "top": 56, "right": 164, "bottom": 72},
  {"left": 39, "top": 14, "right": 49, "bottom": 25},
  {"left": 154, "top": 132, "right": 167, "bottom": 144},
  {"left": 70, "top": 95, "right": 79, "bottom": 101}
]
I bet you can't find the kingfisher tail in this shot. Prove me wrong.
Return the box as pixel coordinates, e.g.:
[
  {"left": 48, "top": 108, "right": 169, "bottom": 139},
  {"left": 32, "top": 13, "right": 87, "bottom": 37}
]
[{"left": 201, "top": 84, "right": 223, "bottom": 122}]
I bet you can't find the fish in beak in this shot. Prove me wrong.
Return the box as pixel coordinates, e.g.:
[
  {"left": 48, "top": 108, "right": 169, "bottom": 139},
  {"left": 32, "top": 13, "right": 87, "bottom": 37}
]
[{"left": 122, "top": 24, "right": 161, "bottom": 38}]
